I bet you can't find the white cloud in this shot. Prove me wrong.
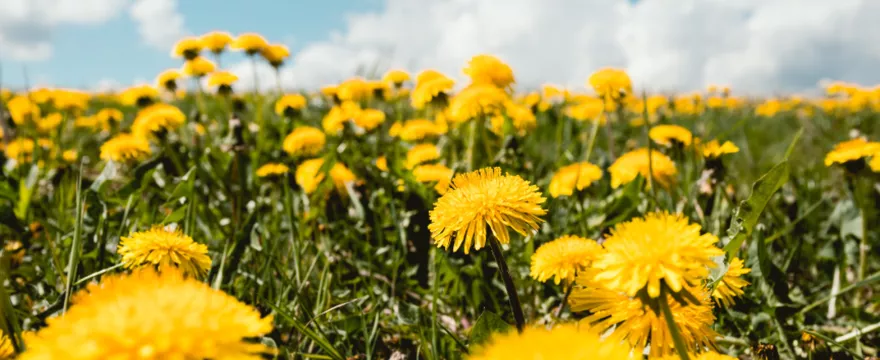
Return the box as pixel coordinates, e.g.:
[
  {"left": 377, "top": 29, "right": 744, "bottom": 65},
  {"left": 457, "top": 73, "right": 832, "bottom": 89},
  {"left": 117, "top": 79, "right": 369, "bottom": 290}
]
[
  {"left": 0, "top": 0, "right": 128, "bottom": 60},
  {"left": 229, "top": 0, "right": 880, "bottom": 94},
  {"left": 129, "top": 0, "right": 187, "bottom": 51}
]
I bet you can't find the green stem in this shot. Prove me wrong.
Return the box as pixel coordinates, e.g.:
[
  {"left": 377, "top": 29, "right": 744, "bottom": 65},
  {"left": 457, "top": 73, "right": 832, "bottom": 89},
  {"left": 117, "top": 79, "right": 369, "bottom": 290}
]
[
  {"left": 282, "top": 178, "right": 302, "bottom": 286},
  {"left": 659, "top": 293, "right": 691, "bottom": 360},
  {"left": 487, "top": 235, "right": 525, "bottom": 333},
  {"left": 555, "top": 282, "right": 574, "bottom": 318},
  {"left": 584, "top": 117, "right": 601, "bottom": 163},
  {"left": 466, "top": 119, "right": 478, "bottom": 171}
]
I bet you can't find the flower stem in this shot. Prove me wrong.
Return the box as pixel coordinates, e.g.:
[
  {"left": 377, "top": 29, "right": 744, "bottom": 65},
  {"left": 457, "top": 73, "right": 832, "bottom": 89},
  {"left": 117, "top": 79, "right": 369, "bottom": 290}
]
[
  {"left": 659, "top": 293, "right": 691, "bottom": 360},
  {"left": 487, "top": 235, "right": 525, "bottom": 333},
  {"left": 555, "top": 282, "right": 574, "bottom": 318}
]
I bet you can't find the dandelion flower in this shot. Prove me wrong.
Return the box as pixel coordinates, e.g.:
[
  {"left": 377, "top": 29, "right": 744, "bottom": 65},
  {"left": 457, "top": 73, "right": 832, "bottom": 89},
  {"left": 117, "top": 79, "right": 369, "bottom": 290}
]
[
  {"left": 383, "top": 69, "right": 410, "bottom": 86},
  {"left": 428, "top": 167, "right": 546, "bottom": 254},
  {"left": 413, "top": 164, "right": 454, "bottom": 194},
  {"left": 1, "top": 330, "right": 14, "bottom": 359},
  {"left": 131, "top": 104, "right": 186, "bottom": 139},
  {"left": 275, "top": 94, "right": 307, "bottom": 116},
  {"left": 156, "top": 69, "right": 182, "bottom": 92},
  {"left": 491, "top": 102, "right": 536, "bottom": 135},
  {"left": 570, "top": 284, "right": 717, "bottom": 359},
  {"left": 261, "top": 44, "right": 290, "bottom": 68},
  {"left": 609, "top": 148, "right": 677, "bottom": 189},
  {"left": 447, "top": 84, "right": 508, "bottom": 123},
  {"left": 548, "top": 162, "right": 602, "bottom": 198},
  {"left": 564, "top": 97, "right": 606, "bottom": 123},
  {"left": 353, "top": 108, "right": 385, "bottom": 131},
  {"left": 182, "top": 56, "right": 216, "bottom": 78},
  {"left": 201, "top": 31, "right": 233, "bottom": 54},
  {"left": 411, "top": 75, "right": 454, "bottom": 109},
  {"left": 405, "top": 143, "right": 440, "bottom": 169},
  {"left": 336, "top": 78, "right": 370, "bottom": 102},
  {"left": 171, "top": 36, "right": 203, "bottom": 60},
  {"left": 694, "top": 352, "right": 738, "bottom": 360},
  {"left": 376, "top": 156, "right": 389, "bottom": 172},
  {"left": 463, "top": 54, "right": 515, "bottom": 89},
  {"left": 530, "top": 235, "right": 602, "bottom": 284},
  {"left": 295, "top": 158, "right": 356, "bottom": 194},
  {"left": 74, "top": 116, "right": 101, "bottom": 130},
  {"left": 592, "top": 212, "right": 723, "bottom": 299},
  {"left": 468, "top": 323, "right": 632, "bottom": 360},
  {"left": 649, "top": 125, "right": 693, "bottom": 147},
  {"left": 589, "top": 68, "right": 632, "bottom": 99},
  {"left": 6, "top": 96, "right": 41, "bottom": 125},
  {"left": 5, "top": 139, "right": 38, "bottom": 162},
  {"left": 120, "top": 85, "right": 159, "bottom": 107},
  {"left": 870, "top": 154, "right": 880, "bottom": 172},
  {"left": 117, "top": 226, "right": 211, "bottom": 277},
  {"left": 256, "top": 163, "right": 290, "bottom": 178},
  {"left": 393, "top": 119, "right": 447, "bottom": 141},
  {"left": 231, "top": 33, "right": 269, "bottom": 55},
  {"left": 208, "top": 71, "right": 239, "bottom": 95},
  {"left": 712, "top": 257, "right": 750, "bottom": 307},
  {"left": 756, "top": 99, "right": 782, "bottom": 117},
  {"left": 282, "top": 126, "right": 326, "bottom": 157},
  {"left": 62, "top": 150, "right": 78, "bottom": 163},
  {"left": 99, "top": 133, "right": 152, "bottom": 162},
  {"left": 20, "top": 268, "right": 273, "bottom": 360},
  {"left": 36, "top": 113, "right": 63, "bottom": 134},
  {"left": 824, "top": 138, "right": 880, "bottom": 166},
  {"left": 701, "top": 140, "right": 740, "bottom": 158}
]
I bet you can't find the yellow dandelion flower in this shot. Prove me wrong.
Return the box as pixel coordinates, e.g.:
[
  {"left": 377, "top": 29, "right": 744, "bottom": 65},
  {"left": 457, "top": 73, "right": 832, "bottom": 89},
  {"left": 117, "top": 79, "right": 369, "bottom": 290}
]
[
  {"left": 20, "top": 267, "right": 273, "bottom": 360},
  {"left": 261, "top": 43, "right": 290, "bottom": 68},
  {"left": 564, "top": 97, "right": 605, "bottom": 123},
  {"left": 282, "top": 126, "right": 326, "bottom": 156},
  {"left": 411, "top": 75, "right": 454, "bottom": 109},
  {"left": 337, "top": 78, "right": 371, "bottom": 102},
  {"left": 0, "top": 330, "right": 14, "bottom": 359},
  {"left": 649, "top": 124, "right": 693, "bottom": 147},
  {"left": 463, "top": 54, "right": 516, "bottom": 89},
  {"left": 530, "top": 235, "right": 602, "bottom": 285},
  {"left": 275, "top": 94, "right": 307, "bottom": 116},
  {"left": 592, "top": 212, "right": 723, "bottom": 298},
  {"left": 208, "top": 71, "right": 238, "bottom": 87},
  {"left": 405, "top": 143, "right": 440, "bottom": 169},
  {"left": 392, "top": 119, "right": 447, "bottom": 141},
  {"left": 383, "top": 69, "right": 410, "bottom": 86},
  {"left": 871, "top": 153, "right": 880, "bottom": 172},
  {"left": 117, "top": 226, "right": 211, "bottom": 277},
  {"left": 548, "top": 162, "right": 602, "bottom": 198},
  {"left": 231, "top": 33, "right": 269, "bottom": 55},
  {"left": 413, "top": 164, "right": 454, "bottom": 194},
  {"left": 376, "top": 156, "right": 389, "bottom": 172},
  {"left": 824, "top": 138, "right": 880, "bottom": 166},
  {"left": 712, "top": 257, "right": 751, "bottom": 307},
  {"left": 201, "top": 31, "right": 233, "bottom": 54},
  {"left": 95, "top": 108, "right": 124, "bottom": 126},
  {"left": 756, "top": 98, "right": 782, "bottom": 117},
  {"left": 36, "top": 113, "right": 63, "bottom": 134},
  {"left": 320, "top": 85, "right": 338, "bottom": 98},
  {"left": 467, "top": 323, "right": 632, "bottom": 360},
  {"left": 155, "top": 69, "right": 182, "bottom": 92},
  {"left": 53, "top": 89, "right": 90, "bottom": 113},
  {"left": 119, "top": 85, "right": 159, "bottom": 107},
  {"left": 491, "top": 102, "right": 536, "bottom": 135},
  {"left": 4, "top": 139, "right": 51, "bottom": 163},
  {"left": 182, "top": 56, "right": 216, "bottom": 77},
  {"left": 295, "top": 158, "right": 356, "bottom": 194},
  {"left": 570, "top": 284, "right": 717, "bottom": 359},
  {"left": 171, "top": 36, "right": 203, "bottom": 60},
  {"left": 256, "top": 163, "right": 290, "bottom": 178},
  {"left": 609, "top": 148, "right": 677, "bottom": 189},
  {"left": 99, "top": 133, "right": 152, "bottom": 162},
  {"left": 6, "top": 96, "right": 41, "bottom": 125},
  {"left": 353, "top": 108, "right": 385, "bottom": 131},
  {"left": 322, "top": 102, "right": 361, "bottom": 134},
  {"left": 428, "top": 167, "right": 547, "bottom": 254},
  {"left": 448, "top": 84, "right": 508, "bottom": 123},
  {"left": 701, "top": 140, "right": 739, "bottom": 158},
  {"left": 694, "top": 352, "right": 738, "bottom": 360},
  {"left": 589, "top": 68, "right": 632, "bottom": 99},
  {"left": 131, "top": 103, "right": 186, "bottom": 138},
  {"left": 62, "top": 150, "right": 78, "bottom": 163}
]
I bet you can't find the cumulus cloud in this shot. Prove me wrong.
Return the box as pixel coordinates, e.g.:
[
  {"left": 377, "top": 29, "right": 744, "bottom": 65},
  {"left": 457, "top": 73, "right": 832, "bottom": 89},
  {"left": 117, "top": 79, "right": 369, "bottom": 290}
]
[
  {"left": 228, "top": 0, "right": 880, "bottom": 94},
  {"left": 129, "top": 0, "right": 187, "bottom": 51},
  {"left": 0, "top": 0, "right": 128, "bottom": 60}
]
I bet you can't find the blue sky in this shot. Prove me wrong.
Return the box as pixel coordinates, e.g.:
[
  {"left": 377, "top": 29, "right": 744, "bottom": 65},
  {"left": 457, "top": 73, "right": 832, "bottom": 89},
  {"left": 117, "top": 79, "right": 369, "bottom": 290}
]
[{"left": 2, "top": 0, "right": 383, "bottom": 89}]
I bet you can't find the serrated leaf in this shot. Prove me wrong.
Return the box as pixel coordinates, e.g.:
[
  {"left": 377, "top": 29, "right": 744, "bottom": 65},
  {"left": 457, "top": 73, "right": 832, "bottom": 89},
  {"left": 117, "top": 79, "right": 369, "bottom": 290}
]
[{"left": 724, "top": 160, "right": 789, "bottom": 257}]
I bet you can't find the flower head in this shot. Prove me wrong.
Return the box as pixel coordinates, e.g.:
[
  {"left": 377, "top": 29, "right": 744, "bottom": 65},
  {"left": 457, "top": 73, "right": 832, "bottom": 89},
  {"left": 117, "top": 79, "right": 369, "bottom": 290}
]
[
  {"left": 295, "top": 158, "right": 356, "bottom": 194},
  {"left": 383, "top": 69, "right": 410, "bottom": 86},
  {"left": 530, "top": 235, "right": 602, "bottom": 284},
  {"left": 4, "top": 139, "right": 50, "bottom": 163},
  {"left": 405, "top": 143, "right": 440, "bottom": 169},
  {"left": 117, "top": 226, "right": 211, "bottom": 277},
  {"left": 261, "top": 44, "right": 290, "bottom": 68},
  {"left": 463, "top": 54, "right": 515, "bottom": 89},
  {"left": 275, "top": 94, "right": 307, "bottom": 116},
  {"left": 20, "top": 268, "right": 273, "bottom": 360},
  {"left": 171, "top": 36, "right": 203, "bottom": 60},
  {"left": 231, "top": 33, "right": 268, "bottom": 55},
  {"left": 413, "top": 164, "right": 454, "bottom": 194},
  {"left": 712, "top": 257, "right": 750, "bottom": 307},
  {"left": 429, "top": 167, "right": 546, "bottom": 254},
  {"left": 592, "top": 212, "right": 723, "bottom": 298},
  {"left": 589, "top": 68, "right": 632, "bottom": 99},
  {"left": 201, "top": 31, "right": 233, "bottom": 54},
  {"left": 1, "top": 330, "right": 14, "bottom": 359},
  {"left": 824, "top": 138, "right": 880, "bottom": 166},
  {"left": 491, "top": 102, "right": 536, "bottom": 135},
  {"left": 6, "top": 96, "right": 41, "bottom": 124},
  {"left": 447, "top": 84, "right": 508, "bottom": 123},
  {"left": 411, "top": 73, "right": 454, "bottom": 109},
  {"left": 548, "top": 162, "right": 602, "bottom": 198},
  {"left": 468, "top": 323, "right": 632, "bottom": 360},
  {"left": 100, "top": 133, "right": 152, "bottom": 162},
  {"left": 282, "top": 126, "right": 326, "bottom": 156},
  {"left": 36, "top": 113, "right": 63, "bottom": 134},
  {"left": 120, "top": 85, "right": 159, "bottom": 107},
  {"left": 392, "top": 118, "right": 447, "bottom": 141},
  {"left": 208, "top": 71, "right": 239, "bottom": 95},
  {"left": 353, "top": 108, "right": 385, "bottom": 131},
  {"left": 256, "top": 163, "right": 290, "bottom": 178},
  {"left": 62, "top": 150, "right": 78, "bottom": 163},
  {"left": 182, "top": 56, "right": 216, "bottom": 77},
  {"left": 609, "top": 148, "right": 677, "bottom": 189},
  {"left": 649, "top": 124, "right": 693, "bottom": 147},
  {"left": 871, "top": 153, "right": 880, "bottom": 172},
  {"left": 156, "top": 69, "right": 182, "bottom": 92},
  {"left": 701, "top": 140, "right": 740, "bottom": 158},
  {"left": 131, "top": 103, "right": 186, "bottom": 138}
]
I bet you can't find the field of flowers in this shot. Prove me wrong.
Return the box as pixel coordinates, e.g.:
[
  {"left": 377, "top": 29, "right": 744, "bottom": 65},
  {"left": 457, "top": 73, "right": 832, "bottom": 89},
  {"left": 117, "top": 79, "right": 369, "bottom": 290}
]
[{"left": 0, "top": 31, "right": 879, "bottom": 360}]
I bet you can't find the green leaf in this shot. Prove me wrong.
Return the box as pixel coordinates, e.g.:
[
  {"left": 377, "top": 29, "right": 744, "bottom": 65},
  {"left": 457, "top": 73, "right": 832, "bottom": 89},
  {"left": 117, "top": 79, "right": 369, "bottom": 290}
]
[
  {"left": 267, "top": 302, "right": 345, "bottom": 360},
  {"left": 723, "top": 160, "right": 789, "bottom": 257},
  {"left": 468, "top": 311, "right": 513, "bottom": 349},
  {"left": 118, "top": 156, "right": 163, "bottom": 198},
  {"left": 162, "top": 205, "right": 188, "bottom": 224}
]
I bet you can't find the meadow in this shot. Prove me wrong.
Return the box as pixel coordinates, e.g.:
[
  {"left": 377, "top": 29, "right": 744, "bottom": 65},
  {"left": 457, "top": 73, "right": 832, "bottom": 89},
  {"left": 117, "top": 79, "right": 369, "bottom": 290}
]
[{"left": 0, "top": 31, "right": 879, "bottom": 360}]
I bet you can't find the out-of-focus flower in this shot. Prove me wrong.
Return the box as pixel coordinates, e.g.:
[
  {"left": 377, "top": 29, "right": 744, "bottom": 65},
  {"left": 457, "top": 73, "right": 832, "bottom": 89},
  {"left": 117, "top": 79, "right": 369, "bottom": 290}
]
[
  {"left": 36, "top": 113, "right": 63, "bottom": 134},
  {"left": 256, "top": 163, "right": 290, "bottom": 178},
  {"left": 609, "top": 148, "right": 677, "bottom": 189},
  {"left": 336, "top": 78, "right": 371, "bottom": 102},
  {"left": 118, "top": 226, "right": 211, "bottom": 277},
  {"left": 62, "top": 150, "right": 78, "bottom": 163},
  {"left": 231, "top": 33, "right": 268, "bottom": 55},
  {"left": 282, "top": 126, "right": 326, "bottom": 157},
  {"left": 824, "top": 138, "right": 880, "bottom": 167},
  {"left": 467, "top": 323, "right": 632, "bottom": 360},
  {"left": 131, "top": 103, "right": 186, "bottom": 138},
  {"left": 588, "top": 68, "right": 632, "bottom": 100},
  {"left": 100, "top": 133, "right": 152, "bottom": 162},
  {"left": 383, "top": 69, "right": 410, "bottom": 87},
  {"left": 156, "top": 69, "right": 182, "bottom": 92},
  {"left": 295, "top": 158, "right": 356, "bottom": 194},
  {"left": 120, "top": 85, "right": 160, "bottom": 107},
  {"left": 208, "top": 71, "right": 239, "bottom": 95},
  {"left": 447, "top": 84, "right": 507, "bottom": 123},
  {"left": 491, "top": 102, "right": 536, "bottom": 136},
  {"left": 171, "top": 36, "right": 203, "bottom": 60},
  {"left": 275, "top": 94, "right": 307, "bottom": 116},
  {"left": 564, "top": 97, "right": 605, "bottom": 123},
  {"left": 413, "top": 164, "right": 454, "bottom": 194},
  {"left": 261, "top": 43, "right": 290, "bottom": 68},
  {"left": 200, "top": 31, "right": 233, "bottom": 54},
  {"left": 463, "top": 54, "right": 515, "bottom": 89},
  {"left": 6, "top": 96, "right": 41, "bottom": 125},
  {"left": 353, "top": 109, "right": 385, "bottom": 131},
  {"left": 701, "top": 140, "right": 740, "bottom": 159},
  {"left": 182, "top": 56, "right": 216, "bottom": 78},
  {"left": 392, "top": 119, "right": 447, "bottom": 142},
  {"left": 412, "top": 71, "right": 454, "bottom": 109},
  {"left": 756, "top": 98, "right": 782, "bottom": 117},
  {"left": 405, "top": 143, "right": 440, "bottom": 169},
  {"left": 649, "top": 124, "right": 693, "bottom": 147},
  {"left": 548, "top": 162, "right": 602, "bottom": 198}
]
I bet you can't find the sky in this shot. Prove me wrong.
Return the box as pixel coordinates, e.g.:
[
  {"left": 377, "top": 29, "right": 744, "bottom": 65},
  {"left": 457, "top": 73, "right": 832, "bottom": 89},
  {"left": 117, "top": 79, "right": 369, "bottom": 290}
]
[{"left": 2, "top": 0, "right": 880, "bottom": 94}]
